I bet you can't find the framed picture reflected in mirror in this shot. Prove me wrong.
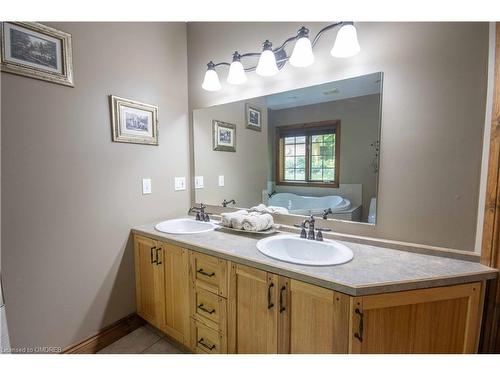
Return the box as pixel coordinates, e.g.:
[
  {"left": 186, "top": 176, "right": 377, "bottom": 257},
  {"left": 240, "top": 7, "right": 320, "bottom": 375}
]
[
  {"left": 246, "top": 103, "right": 262, "bottom": 131},
  {"left": 213, "top": 120, "right": 236, "bottom": 152}
]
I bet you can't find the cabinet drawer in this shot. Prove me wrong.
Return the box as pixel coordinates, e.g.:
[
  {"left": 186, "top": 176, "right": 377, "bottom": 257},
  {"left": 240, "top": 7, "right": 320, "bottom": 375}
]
[
  {"left": 191, "top": 286, "right": 227, "bottom": 332},
  {"left": 190, "top": 319, "right": 227, "bottom": 354},
  {"left": 190, "top": 251, "right": 228, "bottom": 297}
]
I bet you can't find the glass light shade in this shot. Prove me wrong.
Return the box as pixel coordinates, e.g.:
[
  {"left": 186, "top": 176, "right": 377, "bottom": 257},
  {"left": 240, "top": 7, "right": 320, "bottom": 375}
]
[
  {"left": 289, "top": 37, "right": 315, "bottom": 67},
  {"left": 256, "top": 49, "right": 279, "bottom": 77},
  {"left": 227, "top": 60, "right": 247, "bottom": 84},
  {"left": 201, "top": 69, "right": 221, "bottom": 91},
  {"left": 331, "top": 24, "right": 360, "bottom": 58}
]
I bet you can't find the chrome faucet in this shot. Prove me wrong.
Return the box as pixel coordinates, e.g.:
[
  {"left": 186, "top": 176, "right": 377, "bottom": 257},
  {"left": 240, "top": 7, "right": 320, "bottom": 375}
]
[
  {"left": 294, "top": 215, "right": 332, "bottom": 241},
  {"left": 188, "top": 203, "right": 211, "bottom": 222},
  {"left": 222, "top": 199, "right": 236, "bottom": 207},
  {"left": 322, "top": 208, "right": 333, "bottom": 220}
]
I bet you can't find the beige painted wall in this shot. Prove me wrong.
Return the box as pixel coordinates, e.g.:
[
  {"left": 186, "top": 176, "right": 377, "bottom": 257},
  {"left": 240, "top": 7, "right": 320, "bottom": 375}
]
[
  {"left": 1, "top": 23, "right": 190, "bottom": 350},
  {"left": 193, "top": 97, "right": 268, "bottom": 208},
  {"left": 187, "top": 22, "right": 489, "bottom": 250},
  {"left": 268, "top": 94, "right": 381, "bottom": 221}
]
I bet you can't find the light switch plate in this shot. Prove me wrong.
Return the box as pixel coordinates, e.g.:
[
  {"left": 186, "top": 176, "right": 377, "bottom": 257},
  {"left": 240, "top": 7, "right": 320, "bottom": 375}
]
[
  {"left": 218, "top": 175, "right": 225, "bottom": 187},
  {"left": 195, "top": 176, "right": 204, "bottom": 189},
  {"left": 142, "top": 178, "right": 152, "bottom": 195},
  {"left": 174, "top": 177, "right": 186, "bottom": 191}
]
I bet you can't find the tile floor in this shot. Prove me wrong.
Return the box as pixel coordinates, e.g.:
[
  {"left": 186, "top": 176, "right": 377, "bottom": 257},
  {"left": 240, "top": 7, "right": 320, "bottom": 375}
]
[{"left": 98, "top": 325, "right": 185, "bottom": 354}]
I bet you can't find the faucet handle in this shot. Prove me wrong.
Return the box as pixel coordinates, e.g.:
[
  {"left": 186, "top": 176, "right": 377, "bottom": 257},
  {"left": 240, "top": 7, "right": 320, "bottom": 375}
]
[
  {"left": 294, "top": 223, "right": 307, "bottom": 238},
  {"left": 315, "top": 228, "right": 331, "bottom": 242}
]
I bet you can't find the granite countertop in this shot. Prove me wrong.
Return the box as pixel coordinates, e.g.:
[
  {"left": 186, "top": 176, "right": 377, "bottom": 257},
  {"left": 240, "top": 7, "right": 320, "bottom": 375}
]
[{"left": 131, "top": 222, "right": 497, "bottom": 296}]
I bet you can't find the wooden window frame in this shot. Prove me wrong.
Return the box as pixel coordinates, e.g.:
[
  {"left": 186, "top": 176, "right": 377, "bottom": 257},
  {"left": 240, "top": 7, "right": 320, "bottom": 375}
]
[
  {"left": 275, "top": 120, "right": 340, "bottom": 188},
  {"left": 480, "top": 23, "right": 500, "bottom": 353}
]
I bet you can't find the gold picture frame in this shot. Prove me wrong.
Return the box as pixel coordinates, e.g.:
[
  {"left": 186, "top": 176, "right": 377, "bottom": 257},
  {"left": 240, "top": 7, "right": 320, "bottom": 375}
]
[
  {"left": 0, "top": 22, "right": 74, "bottom": 87},
  {"left": 109, "top": 95, "right": 159, "bottom": 146}
]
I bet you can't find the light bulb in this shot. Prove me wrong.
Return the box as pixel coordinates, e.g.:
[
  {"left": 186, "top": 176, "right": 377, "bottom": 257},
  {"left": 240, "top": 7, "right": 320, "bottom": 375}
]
[
  {"left": 331, "top": 22, "right": 360, "bottom": 58},
  {"left": 289, "top": 26, "right": 314, "bottom": 68},
  {"left": 256, "top": 40, "right": 279, "bottom": 77},
  {"left": 227, "top": 52, "right": 247, "bottom": 85},
  {"left": 201, "top": 62, "right": 221, "bottom": 91}
]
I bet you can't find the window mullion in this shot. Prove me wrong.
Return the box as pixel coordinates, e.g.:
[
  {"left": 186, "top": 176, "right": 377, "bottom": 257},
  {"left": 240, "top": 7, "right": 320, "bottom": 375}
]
[{"left": 305, "top": 135, "right": 311, "bottom": 183}]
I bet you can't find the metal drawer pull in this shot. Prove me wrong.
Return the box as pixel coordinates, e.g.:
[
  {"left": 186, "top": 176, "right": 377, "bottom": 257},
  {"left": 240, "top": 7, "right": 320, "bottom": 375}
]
[
  {"left": 197, "top": 303, "right": 216, "bottom": 314},
  {"left": 155, "top": 248, "right": 162, "bottom": 265},
  {"left": 198, "top": 338, "right": 216, "bottom": 351},
  {"left": 268, "top": 282, "right": 275, "bottom": 309},
  {"left": 279, "top": 285, "right": 286, "bottom": 313},
  {"left": 354, "top": 308, "right": 364, "bottom": 343},
  {"left": 197, "top": 268, "right": 215, "bottom": 277},
  {"left": 150, "top": 246, "right": 156, "bottom": 264}
]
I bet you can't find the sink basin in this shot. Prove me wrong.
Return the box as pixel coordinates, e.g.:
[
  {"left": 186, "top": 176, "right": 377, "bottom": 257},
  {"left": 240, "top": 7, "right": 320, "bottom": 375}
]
[
  {"left": 155, "top": 218, "right": 218, "bottom": 234},
  {"left": 256, "top": 234, "right": 353, "bottom": 266}
]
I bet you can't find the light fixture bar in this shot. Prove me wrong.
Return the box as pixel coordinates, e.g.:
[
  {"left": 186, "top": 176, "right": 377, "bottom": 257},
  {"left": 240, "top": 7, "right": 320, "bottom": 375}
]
[{"left": 202, "top": 21, "right": 359, "bottom": 91}]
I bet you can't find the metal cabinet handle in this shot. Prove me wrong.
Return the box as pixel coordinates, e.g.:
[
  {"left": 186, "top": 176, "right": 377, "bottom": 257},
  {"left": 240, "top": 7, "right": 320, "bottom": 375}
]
[
  {"left": 354, "top": 308, "right": 364, "bottom": 343},
  {"left": 198, "top": 338, "right": 216, "bottom": 351},
  {"left": 197, "top": 303, "right": 216, "bottom": 314},
  {"left": 268, "top": 282, "right": 275, "bottom": 309},
  {"left": 279, "top": 286, "right": 286, "bottom": 313},
  {"left": 155, "top": 248, "right": 162, "bottom": 265},
  {"left": 150, "top": 246, "right": 157, "bottom": 264},
  {"left": 197, "top": 268, "right": 215, "bottom": 277}
]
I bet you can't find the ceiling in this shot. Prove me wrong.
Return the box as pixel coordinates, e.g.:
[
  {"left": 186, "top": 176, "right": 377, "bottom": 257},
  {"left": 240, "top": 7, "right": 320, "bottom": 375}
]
[{"left": 266, "top": 72, "right": 383, "bottom": 110}]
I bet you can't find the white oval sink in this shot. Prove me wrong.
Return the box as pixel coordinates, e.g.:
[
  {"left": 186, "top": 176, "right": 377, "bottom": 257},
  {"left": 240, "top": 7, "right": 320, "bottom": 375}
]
[
  {"left": 155, "top": 218, "right": 218, "bottom": 234},
  {"left": 256, "top": 234, "right": 353, "bottom": 266}
]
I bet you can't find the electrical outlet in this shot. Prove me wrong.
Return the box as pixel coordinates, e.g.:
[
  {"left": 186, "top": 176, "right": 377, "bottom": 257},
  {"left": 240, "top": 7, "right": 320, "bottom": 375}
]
[
  {"left": 142, "top": 178, "right": 152, "bottom": 195},
  {"left": 218, "top": 175, "right": 225, "bottom": 187},
  {"left": 195, "top": 176, "right": 204, "bottom": 189},
  {"left": 174, "top": 177, "right": 186, "bottom": 191}
]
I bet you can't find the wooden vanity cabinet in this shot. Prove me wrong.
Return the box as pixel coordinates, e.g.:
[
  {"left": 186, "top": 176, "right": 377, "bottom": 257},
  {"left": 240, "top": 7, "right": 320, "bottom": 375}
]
[
  {"left": 227, "top": 265, "right": 349, "bottom": 354},
  {"left": 348, "top": 282, "right": 483, "bottom": 354},
  {"left": 134, "top": 234, "right": 485, "bottom": 354},
  {"left": 133, "top": 236, "right": 190, "bottom": 346},
  {"left": 281, "top": 279, "right": 350, "bottom": 353},
  {"left": 228, "top": 263, "right": 279, "bottom": 353},
  {"left": 161, "top": 242, "right": 190, "bottom": 345},
  {"left": 134, "top": 235, "right": 165, "bottom": 329}
]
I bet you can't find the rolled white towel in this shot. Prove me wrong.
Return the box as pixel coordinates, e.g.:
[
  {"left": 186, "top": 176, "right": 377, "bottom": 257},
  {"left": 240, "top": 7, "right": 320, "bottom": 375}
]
[
  {"left": 249, "top": 204, "right": 268, "bottom": 213},
  {"left": 242, "top": 213, "right": 274, "bottom": 232},
  {"left": 220, "top": 210, "right": 248, "bottom": 228},
  {"left": 250, "top": 204, "right": 289, "bottom": 215},
  {"left": 267, "top": 206, "right": 289, "bottom": 215}
]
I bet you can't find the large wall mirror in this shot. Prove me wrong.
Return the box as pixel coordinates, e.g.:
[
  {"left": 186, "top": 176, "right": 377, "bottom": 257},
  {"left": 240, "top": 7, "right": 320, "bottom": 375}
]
[{"left": 193, "top": 72, "right": 383, "bottom": 225}]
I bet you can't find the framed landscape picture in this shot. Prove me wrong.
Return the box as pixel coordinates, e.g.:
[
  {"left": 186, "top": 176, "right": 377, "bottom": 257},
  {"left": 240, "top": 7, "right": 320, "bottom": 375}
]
[
  {"left": 245, "top": 103, "right": 262, "bottom": 131},
  {"left": 213, "top": 120, "right": 236, "bottom": 152},
  {"left": 109, "top": 95, "right": 159, "bottom": 145},
  {"left": 0, "top": 22, "right": 74, "bottom": 87}
]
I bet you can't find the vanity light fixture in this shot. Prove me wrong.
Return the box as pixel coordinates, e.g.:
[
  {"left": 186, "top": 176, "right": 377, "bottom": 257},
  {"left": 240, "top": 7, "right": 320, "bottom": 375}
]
[
  {"left": 256, "top": 40, "right": 279, "bottom": 77},
  {"left": 289, "top": 26, "right": 314, "bottom": 67},
  {"left": 201, "top": 61, "right": 221, "bottom": 91},
  {"left": 201, "top": 21, "right": 360, "bottom": 92},
  {"left": 330, "top": 22, "right": 360, "bottom": 58},
  {"left": 227, "top": 52, "right": 247, "bottom": 84}
]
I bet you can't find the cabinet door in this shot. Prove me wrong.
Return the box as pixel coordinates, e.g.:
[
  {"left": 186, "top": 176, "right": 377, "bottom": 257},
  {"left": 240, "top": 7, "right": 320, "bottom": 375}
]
[
  {"left": 349, "top": 282, "right": 483, "bottom": 354},
  {"left": 228, "top": 263, "right": 279, "bottom": 353},
  {"left": 134, "top": 235, "right": 165, "bottom": 329},
  {"left": 279, "top": 279, "right": 349, "bottom": 353},
  {"left": 160, "top": 242, "right": 190, "bottom": 345}
]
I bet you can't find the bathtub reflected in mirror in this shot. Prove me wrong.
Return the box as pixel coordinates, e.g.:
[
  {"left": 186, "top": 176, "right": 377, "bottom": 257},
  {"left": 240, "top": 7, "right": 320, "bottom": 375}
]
[{"left": 192, "top": 72, "right": 383, "bottom": 224}]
